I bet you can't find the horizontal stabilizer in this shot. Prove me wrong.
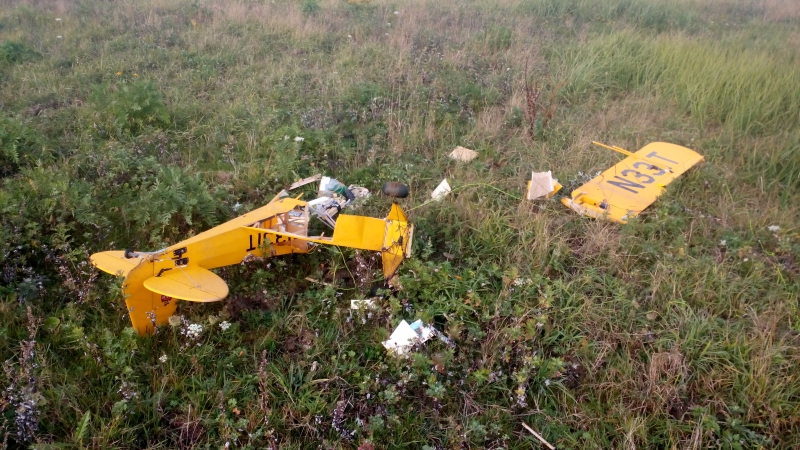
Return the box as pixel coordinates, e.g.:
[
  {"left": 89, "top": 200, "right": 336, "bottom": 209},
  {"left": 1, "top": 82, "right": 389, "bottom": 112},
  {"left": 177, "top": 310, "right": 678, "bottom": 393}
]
[
  {"left": 90, "top": 251, "right": 141, "bottom": 277},
  {"left": 143, "top": 266, "right": 228, "bottom": 303}
]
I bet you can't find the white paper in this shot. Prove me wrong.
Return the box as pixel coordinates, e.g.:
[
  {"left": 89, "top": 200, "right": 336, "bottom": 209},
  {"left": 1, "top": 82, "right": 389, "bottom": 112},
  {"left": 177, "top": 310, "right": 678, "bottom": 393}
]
[
  {"left": 382, "top": 320, "right": 419, "bottom": 355},
  {"left": 431, "top": 179, "right": 452, "bottom": 201},
  {"left": 527, "top": 171, "right": 559, "bottom": 200}
]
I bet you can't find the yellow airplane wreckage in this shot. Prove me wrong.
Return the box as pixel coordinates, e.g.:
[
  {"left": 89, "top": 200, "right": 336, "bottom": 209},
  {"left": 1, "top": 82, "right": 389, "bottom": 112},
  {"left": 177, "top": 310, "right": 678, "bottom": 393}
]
[
  {"left": 91, "top": 180, "right": 413, "bottom": 335},
  {"left": 562, "top": 142, "right": 705, "bottom": 223}
]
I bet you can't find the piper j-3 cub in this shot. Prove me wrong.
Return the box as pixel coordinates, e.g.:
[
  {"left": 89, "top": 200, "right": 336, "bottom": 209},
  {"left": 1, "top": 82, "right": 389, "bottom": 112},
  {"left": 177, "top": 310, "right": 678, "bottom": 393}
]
[{"left": 91, "top": 179, "right": 413, "bottom": 335}]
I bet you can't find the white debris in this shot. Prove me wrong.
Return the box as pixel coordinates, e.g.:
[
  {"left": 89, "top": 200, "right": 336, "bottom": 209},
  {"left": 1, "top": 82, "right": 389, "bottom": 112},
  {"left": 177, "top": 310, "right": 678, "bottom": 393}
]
[
  {"left": 350, "top": 298, "right": 378, "bottom": 310},
  {"left": 527, "top": 171, "right": 562, "bottom": 200},
  {"left": 431, "top": 179, "right": 452, "bottom": 201},
  {"left": 382, "top": 319, "right": 435, "bottom": 355},
  {"left": 289, "top": 173, "right": 322, "bottom": 190},
  {"left": 348, "top": 185, "right": 370, "bottom": 203},
  {"left": 449, "top": 146, "right": 479, "bottom": 162}
]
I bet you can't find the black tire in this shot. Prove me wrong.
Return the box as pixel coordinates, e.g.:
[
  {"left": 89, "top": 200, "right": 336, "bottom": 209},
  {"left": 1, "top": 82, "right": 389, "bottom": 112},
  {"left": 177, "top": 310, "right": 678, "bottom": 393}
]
[{"left": 382, "top": 182, "right": 410, "bottom": 198}]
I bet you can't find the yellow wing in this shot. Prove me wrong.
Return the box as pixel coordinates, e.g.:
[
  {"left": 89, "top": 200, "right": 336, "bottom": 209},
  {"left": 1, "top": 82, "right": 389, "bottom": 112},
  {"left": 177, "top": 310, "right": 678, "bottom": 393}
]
[
  {"left": 562, "top": 142, "right": 704, "bottom": 223},
  {"left": 143, "top": 266, "right": 229, "bottom": 302}
]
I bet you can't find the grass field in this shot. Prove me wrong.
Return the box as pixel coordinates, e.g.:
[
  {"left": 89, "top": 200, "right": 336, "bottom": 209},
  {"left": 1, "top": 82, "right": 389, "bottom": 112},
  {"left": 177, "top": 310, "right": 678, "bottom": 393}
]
[{"left": 1, "top": 0, "right": 799, "bottom": 448}]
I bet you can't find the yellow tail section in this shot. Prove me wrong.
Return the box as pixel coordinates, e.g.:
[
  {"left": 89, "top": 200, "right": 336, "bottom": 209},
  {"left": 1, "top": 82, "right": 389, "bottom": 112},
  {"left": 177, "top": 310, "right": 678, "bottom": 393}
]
[{"left": 123, "top": 260, "right": 178, "bottom": 335}]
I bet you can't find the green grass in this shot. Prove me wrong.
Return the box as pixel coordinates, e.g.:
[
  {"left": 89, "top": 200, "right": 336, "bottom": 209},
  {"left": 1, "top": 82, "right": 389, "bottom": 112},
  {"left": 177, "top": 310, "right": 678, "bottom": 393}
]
[{"left": 1, "top": 0, "right": 799, "bottom": 448}]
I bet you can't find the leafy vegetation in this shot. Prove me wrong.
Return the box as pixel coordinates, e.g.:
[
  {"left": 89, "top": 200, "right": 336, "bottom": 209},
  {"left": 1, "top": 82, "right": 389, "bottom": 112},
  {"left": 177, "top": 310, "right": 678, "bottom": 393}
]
[{"left": 1, "top": 0, "right": 798, "bottom": 448}]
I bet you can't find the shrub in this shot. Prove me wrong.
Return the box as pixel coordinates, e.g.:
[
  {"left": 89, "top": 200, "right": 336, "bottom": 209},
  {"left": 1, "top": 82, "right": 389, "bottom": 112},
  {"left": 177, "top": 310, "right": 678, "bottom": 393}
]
[
  {"left": 0, "top": 40, "right": 41, "bottom": 65},
  {"left": 91, "top": 80, "right": 170, "bottom": 135}
]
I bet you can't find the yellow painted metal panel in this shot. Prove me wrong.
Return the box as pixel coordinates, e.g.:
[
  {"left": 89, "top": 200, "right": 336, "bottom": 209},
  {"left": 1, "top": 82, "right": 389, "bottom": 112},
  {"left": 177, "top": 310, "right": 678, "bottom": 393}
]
[
  {"left": 381, "top": 204, "right": 413, "bottom": 277},
  {"left": 90, "top": 251, "right": 141, "bottom": 277},
  {"left": 562, "top": 142, "right": 704, "bottom": 223},
  {"left": 143, "top": 266, "right": 228, "bottom": 302},
  {"left": 174, "top": 198, "right": 304, "bottom": 248},
  {"left": 330, "top": 215, "right": 386, "bottom": 251}
]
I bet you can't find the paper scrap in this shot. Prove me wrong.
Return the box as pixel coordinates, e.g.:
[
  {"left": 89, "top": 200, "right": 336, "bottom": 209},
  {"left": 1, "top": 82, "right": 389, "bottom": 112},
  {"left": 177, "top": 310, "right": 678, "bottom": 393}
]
[
  {"left": 431, "top": 179, "right": 452, "bottom": 201},
  {"left": 527, "top": 171, "right": 562, "bottom": 200},
  {"left": 383, "top": 319, "right": 436, "bottom": 355},
  {"left": 449, "top": 146, "right": 478, "bottom": 162}
]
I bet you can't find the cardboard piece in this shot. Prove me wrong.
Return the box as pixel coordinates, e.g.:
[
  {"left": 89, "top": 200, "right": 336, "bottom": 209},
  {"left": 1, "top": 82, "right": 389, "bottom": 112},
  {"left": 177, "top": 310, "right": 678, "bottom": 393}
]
[{"left": 449, "top": 146, "right": 478, "bottom": 162}]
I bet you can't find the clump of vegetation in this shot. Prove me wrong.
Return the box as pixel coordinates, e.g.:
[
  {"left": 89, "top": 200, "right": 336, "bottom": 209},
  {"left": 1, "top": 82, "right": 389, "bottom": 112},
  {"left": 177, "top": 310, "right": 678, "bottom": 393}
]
[
  {"left": 91, "top": 79, "right": 171, "bottom": 135},
  {"left": 0, "top": 0, "right": 798, "bottom": 448},
  {"left": 0, "top": 40, "right": 41, "bottom": 65}
]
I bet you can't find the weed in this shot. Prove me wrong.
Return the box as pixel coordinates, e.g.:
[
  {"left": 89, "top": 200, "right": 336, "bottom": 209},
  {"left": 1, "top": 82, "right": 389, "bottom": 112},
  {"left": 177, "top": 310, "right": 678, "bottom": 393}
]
[{"left": 90, "top": 79, "right": 170, "bottom": 136}]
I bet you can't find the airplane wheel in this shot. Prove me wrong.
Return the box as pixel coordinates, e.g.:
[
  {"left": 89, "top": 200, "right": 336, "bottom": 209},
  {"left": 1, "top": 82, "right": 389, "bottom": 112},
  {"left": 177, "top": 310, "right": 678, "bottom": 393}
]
[
  {"left": 124, "top": 249, "right": 136, "bottom": 259},
  {"left": 382, "top": 182, "right": 409, "bottom": 198}
]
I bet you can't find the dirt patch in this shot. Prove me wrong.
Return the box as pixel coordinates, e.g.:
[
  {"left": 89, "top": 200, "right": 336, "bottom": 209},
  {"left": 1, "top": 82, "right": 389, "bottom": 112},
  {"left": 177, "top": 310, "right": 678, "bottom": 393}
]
[{"left": 224, "top": 293, "right": 279, "bottom": 321}]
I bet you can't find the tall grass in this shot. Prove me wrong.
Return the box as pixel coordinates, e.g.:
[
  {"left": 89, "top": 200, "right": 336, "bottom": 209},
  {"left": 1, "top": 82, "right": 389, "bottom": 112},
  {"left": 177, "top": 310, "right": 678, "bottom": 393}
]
[{"left": 560, "top": 29, "right": 800, "bottom": 187}]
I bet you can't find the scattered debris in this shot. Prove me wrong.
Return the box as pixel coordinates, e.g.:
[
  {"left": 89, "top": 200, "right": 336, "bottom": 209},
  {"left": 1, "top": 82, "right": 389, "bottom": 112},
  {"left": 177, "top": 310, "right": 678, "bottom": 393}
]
[
  {"left": 383, "top": 319, "right": 435, "bottom": 355},
  {"left": 522, "top": 422, "right": 555, "bottom": 450},
  {"left": 289, "top": 173, "right": 322, "bottom": 190},
  {"left": 350, "top": 298, "right": 378, "bottom": 310},
  {"left": 348, "top": 185, "right": 370, "bottom": 203},
  {"left": 449, "top": 146, "right": 478, "bottom": 162},
  {"left": 526, "top": 171, "right": 562, "bottom": 200},
  {"left": 562, "top": 142, "right": 704, "bottom": 223},
  {"left": 305, "top": 277, "right": 335, "bottom": 288},
  {"left": 431, "top": 179, "right": 452, "bottom": 201},
  {"left": 319, "top": 176, "right": 356, "bottom": 203}
]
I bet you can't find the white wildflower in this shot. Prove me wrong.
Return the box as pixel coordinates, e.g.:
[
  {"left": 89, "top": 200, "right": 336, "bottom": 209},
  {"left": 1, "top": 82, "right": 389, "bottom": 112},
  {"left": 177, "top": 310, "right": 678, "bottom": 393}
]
[
  {"left": 393, "top": 11, "right": 398, "bottom": 14},
  {"left": 743, "top": 258, "right": 749, "bottom": 262},
  {"left": 719, "top": 240, "right": 726, "bottom": 246},
  {"left": 185, "top": 323, "right": 203, "bottom": 340},
  {"left": 219, "top": 321, "right": 231, "bottom": 331},
  {"left": 294, "top": 136, "right": 304, "bottom": 142},
  {"left": 767, "top": 225, "right": 780, "bottom": 232},
  {"left": 56, "top": 36, "right": 62, "bottom": 39},
  {"left": 545, "top": 379, "right": 551, "bottom": 386},
  {"left": 56, "top": 18, "right": 62, "bottom": 22},
  {"left": 159, "top": 354, "right": 168, "bottom": 363},
  {"left": 233, "top": 202, "right": 241, "bottom": 211}
]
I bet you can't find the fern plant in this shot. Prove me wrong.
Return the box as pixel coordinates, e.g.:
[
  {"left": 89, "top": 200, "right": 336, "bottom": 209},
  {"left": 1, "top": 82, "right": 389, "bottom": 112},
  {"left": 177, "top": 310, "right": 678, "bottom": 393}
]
[{"left": 90, "top": 80, "right": 170, "bottom": 136}]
